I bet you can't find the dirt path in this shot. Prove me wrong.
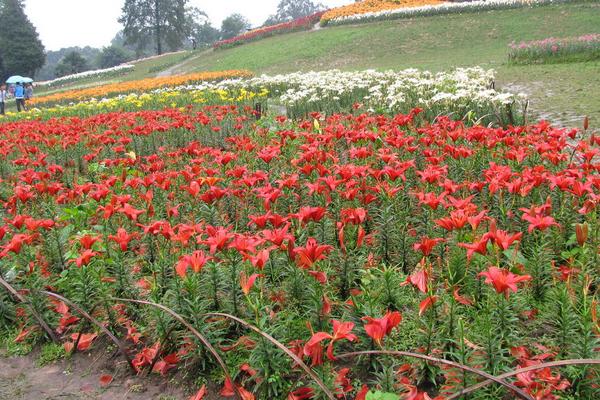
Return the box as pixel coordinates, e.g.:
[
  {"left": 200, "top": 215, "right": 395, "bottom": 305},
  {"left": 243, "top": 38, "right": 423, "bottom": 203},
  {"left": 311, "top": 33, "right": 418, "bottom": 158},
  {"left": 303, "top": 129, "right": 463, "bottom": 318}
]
[
  {"left": 156, "top": 50, "right": 213, "bottom": 77},
  {"left": 0, "top": 345, "right": 197, "bottom": 400}
]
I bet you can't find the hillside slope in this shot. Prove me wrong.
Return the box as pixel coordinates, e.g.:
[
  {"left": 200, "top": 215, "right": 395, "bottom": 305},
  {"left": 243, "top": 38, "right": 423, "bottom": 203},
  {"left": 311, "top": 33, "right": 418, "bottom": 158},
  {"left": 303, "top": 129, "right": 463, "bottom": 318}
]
[{"left": 170, "top": 2, "right": 600, "bottom": 126}]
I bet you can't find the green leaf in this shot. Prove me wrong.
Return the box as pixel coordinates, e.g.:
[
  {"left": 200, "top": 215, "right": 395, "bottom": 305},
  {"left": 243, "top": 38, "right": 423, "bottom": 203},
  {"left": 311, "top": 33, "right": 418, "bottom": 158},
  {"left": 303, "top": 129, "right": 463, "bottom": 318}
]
[
  {"left": 503, "top": 248, "right": 527, "bottom": 265},
  {"left": 366, "top": 391, "right": 400, "bottom": 400}
]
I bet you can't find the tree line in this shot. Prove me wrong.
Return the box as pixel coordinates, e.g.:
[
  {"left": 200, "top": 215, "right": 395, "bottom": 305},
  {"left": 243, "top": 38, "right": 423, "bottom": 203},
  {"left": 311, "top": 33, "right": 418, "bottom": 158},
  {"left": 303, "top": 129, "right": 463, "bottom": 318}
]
[{"left": 0, "top": 0, "right": 323, "bottom": 81}]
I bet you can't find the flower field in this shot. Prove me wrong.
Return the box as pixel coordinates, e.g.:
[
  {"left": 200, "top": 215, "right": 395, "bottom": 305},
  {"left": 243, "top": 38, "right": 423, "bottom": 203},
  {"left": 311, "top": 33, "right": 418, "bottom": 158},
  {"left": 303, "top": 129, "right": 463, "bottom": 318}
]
[
  {"left": 509, "top": 33, "right": 600, "bottom": 64},
  {"left": 10, "top": 68, "right": 526, "bottom": 127},
  {"left": 320, "top": 0, "right": 443, "bottom": 24},
  {"left": 172, "top": 68, "right": 526, "bottom": 125},
  {"left": 30, "top": 70, "right": 253, "bottom": 106},
  {"left": 214, "top": 12, "right": 326, "bottom": 50},
  {"left": 320, "top": 0, "right": 583, "bottom": 27},
  {"left": 0, "top": 63, "right": 599, "bottom": 400}
]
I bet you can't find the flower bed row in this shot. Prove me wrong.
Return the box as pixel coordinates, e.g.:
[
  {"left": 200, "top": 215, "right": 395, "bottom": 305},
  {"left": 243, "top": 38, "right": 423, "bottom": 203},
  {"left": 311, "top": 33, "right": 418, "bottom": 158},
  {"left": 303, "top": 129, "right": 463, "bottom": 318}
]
[
  {"left": 0, "top": 102, "right": 598, "bottom": 399},
  {"left": 321, "top": 0, "right": 584, "bottom": 26},
  {"left": 36, "top": 64, "right": 135, "bottom": 88},
  {"left": 509, "top": 33, "right": 600, "bottom": 64},
  {"left": 30, "top": 70, "right": 253, "bottom": 106},
  {"left": 214, "top": 11, "right": 327, "bottom": 50},
  {"left": 3, "top": 87, "right": 268, "bottom": 120},
  {"left": 180, "top": 67, "right": 527, "bottom": 125},
  {"left": 320, "top": 0, "right": 444, "bottom": 25},
  {"left": 20, "top": 68, "right": 526, "bottom": 127}
]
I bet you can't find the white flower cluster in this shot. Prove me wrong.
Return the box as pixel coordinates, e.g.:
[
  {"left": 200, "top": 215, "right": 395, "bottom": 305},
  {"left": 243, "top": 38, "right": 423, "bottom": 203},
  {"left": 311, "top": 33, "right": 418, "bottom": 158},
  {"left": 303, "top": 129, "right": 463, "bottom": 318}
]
[
  {"left": 325, "top": 0, "right": 578, "bottom": 26},
  {"left": 163, "top": 67, "right": 525, "bottom": 117},
  {"left": 37, "top": 64, "right": 135, "bottom": 87}
]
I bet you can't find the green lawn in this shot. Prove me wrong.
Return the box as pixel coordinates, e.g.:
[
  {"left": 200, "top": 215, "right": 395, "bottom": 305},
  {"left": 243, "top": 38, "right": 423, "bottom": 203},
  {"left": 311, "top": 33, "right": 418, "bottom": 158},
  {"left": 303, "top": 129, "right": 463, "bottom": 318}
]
[{"left": 172, "top": 2, "right": 600, "bottom": 127}]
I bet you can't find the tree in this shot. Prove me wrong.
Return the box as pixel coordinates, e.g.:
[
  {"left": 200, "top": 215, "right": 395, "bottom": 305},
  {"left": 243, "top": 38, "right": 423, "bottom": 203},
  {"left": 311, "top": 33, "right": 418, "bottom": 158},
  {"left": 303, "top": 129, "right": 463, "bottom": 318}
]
[
  {"left": 119, "top": 0, "right": 204, "bottom": 56},
  {"left": 190, "top": 22, "right": 220, "bottom": 48},
  {"left": 0, "top": 51, "right": 5, "bottom": 80},
  {"left": 0, "top": 0, "right": 45, "bottom": 79},
  {"left": 97, "top": 46, "right": 132, "bottom": 69},
  {"left": 264, "top": 0, "right": 324, "bottom": 26},
  {"left": 220, "top": 14, "right": 251, "bottom": 41},
  {"left": 54, "top": 51, "right": 89, "bottom": 77},
  {"left": 37, "top": 46, "right": 101, "bottom": 80}
]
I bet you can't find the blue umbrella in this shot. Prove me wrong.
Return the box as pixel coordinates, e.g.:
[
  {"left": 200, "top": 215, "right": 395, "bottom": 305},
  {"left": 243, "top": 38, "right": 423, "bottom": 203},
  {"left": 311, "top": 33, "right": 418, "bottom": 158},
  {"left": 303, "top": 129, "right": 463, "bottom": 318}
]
[
  {"left": 22, "top": 77, "right": 33, "bottom": 83},
  {"left": 6, "top": 75, "right": 24, "bottom": 84}
]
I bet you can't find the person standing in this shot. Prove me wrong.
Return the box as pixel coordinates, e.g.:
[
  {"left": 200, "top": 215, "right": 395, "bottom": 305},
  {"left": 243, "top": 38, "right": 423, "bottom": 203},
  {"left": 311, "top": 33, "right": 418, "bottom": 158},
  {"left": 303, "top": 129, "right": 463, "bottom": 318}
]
[
  {"left": 14, "top": 82, "right": 25, "bottom": 112},
  {"left": 24, "top": 83, "right": 33, "bottom": 108},
  {"left": 0, "top": 84, "right": 7, "bottom": 115}
]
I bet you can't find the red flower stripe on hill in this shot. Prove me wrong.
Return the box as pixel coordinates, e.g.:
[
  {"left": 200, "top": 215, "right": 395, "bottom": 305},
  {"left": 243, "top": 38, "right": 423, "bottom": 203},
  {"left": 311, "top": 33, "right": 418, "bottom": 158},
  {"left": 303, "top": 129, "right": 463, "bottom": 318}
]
[{"left": 214, "top": 11, "right": 327, "bottom": 50}]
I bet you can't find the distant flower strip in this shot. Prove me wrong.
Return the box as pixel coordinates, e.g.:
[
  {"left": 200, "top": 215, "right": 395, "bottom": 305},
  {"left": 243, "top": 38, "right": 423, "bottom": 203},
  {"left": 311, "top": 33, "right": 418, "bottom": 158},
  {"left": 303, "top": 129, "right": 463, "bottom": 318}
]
[
  {"left": 3, "top": 87, "right": 268, "bottom": 120},
  {"left": 509, "top": 33, "right": 600, "bottom": 64},
  {"left": 214, "top": 11, "right": 326, "bottom": 50},
  {"left": 31, "top": 70, "right": 253, "bottom": 106},
  {"left": 322, "top": 0, "right": 582, "bottom": 26},
  {"left": 321, "top": 0, "right": 444, "bottom": 24},
  {"left": 36, "top": 64, "right": 135, "bottom": 88}
]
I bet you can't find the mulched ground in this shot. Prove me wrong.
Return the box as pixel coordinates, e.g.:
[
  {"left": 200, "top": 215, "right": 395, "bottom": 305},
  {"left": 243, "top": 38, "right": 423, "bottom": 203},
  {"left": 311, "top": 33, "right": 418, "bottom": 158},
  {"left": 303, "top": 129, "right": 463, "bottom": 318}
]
[{"left": 0, "top": 342, "right": 221, "bottom": 400}]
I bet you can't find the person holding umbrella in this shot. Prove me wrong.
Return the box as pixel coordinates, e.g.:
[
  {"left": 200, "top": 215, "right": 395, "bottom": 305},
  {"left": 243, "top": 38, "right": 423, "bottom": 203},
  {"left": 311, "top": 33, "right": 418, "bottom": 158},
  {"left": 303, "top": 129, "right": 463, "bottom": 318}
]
[{"left": 6, "top": 75, "right": 27, "bottom": 112}]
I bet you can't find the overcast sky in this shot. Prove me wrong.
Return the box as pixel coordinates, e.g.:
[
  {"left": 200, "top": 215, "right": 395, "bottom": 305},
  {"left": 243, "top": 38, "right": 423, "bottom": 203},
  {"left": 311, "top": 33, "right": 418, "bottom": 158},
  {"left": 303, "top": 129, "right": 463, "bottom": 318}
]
[{"left": 24, "top": 0, "right": 353, "bottom": 51}]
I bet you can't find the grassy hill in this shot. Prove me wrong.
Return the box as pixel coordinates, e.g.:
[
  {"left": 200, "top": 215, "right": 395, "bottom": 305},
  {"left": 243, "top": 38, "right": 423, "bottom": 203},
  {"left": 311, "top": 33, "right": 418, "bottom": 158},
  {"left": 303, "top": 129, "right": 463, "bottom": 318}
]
[
  {"left": 175, "top": 3, "right": 599, "bottom": 73},
  {"left": 34, "top": 2, "right": 600, "bottom": 127},
  {"left": 170, "top": 2, "right": 600, "bottom": 127}
]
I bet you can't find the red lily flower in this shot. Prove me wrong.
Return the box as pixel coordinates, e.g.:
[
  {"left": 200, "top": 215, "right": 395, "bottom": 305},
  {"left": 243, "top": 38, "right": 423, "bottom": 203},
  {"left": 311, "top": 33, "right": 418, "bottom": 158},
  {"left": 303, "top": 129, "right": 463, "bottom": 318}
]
[
  {"left": 242, "top": 248, "right": 272, "bottom": 270},
  {"left": 458, "top": 236, "right": 490, "bottom": 260},
  {"left": 119, "top": 203, "right": 144, "bottom": 221},
  {"left": 294, "top": 206, "right": 326, "bottom": 225},
  {"left": 189, "top": 385, "right": 207, "bottom": 400},
  {"left": 414, "top": 237, "right": 444, "bottom": 256},
  {"left": 489, "top": 229, "right": 522, "bottom": 251},
  {"left": 303, "top": 320, "right": 357, "bottom": 364},
  {"left": 362, "top": 310, "right": 402, "bottom": 346},
  {"left": 240, "top": 272, "right": 263, "bottom": 295},
  {"left": 340, "top": 207, "right": 367, "bottom": 225},
  {"left": 288, "top": 387, "right": 314, "bottom": 400},
  {"left": 521, "top": 213, "right": 560, "bottom": 233},
  {"left": 202, "top": 226, "right": 234, "bottom": 254},
  {"left": 419, "top": 295, "right": 438, "bottom": 316},
  {"left": 73, "top": 249, "right": 99, "bottom": 268},
  {"left": 108, "top": 228, "right": 137, "bottom": 251},
  {"left": 402, "top": 267, "right": 429, "bottom": 294},
  {"left": 176, "top": 250, "right": 211, "bottom": 277},
  {"left": 262, "top": 223, "right": 294, "bottom": 247},
  {"left": 1, "top": 233, "right": 32, "bottom": 256},
  {"left": 478, "top": 266, "right": 531, "bottom": 298},
  {"left": 79, "top": 234, "right": 101, "bottom": 250},
  {"left": 220, "top": 378, "right": 254, "bottom": 400},
  {"left": 294, "top": 238, "right": 333, "bottom": 269}
]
